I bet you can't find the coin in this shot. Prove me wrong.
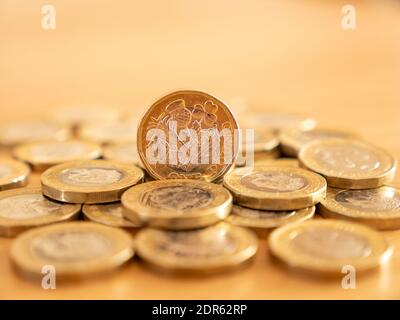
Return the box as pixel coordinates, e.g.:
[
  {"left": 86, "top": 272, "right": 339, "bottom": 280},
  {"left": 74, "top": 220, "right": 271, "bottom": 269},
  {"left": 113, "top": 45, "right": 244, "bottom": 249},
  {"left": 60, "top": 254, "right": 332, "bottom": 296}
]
[
  {"left": 83, "top": 202, "right": 141, "bottom": 228},
  {"left": 299, "top": 139, "right": 397, "bottom": 189},
  {"left": 77, "top": 121, "right": 137, "bottom": 145},
  {"left": 226, "top": 205, "right": 315, "bottom": 233},
  {"left": 279, "top": 128, "right": 356, "bottom": 157},
  {"left": 137, "top": 90, "right": 239, "bottom": 182},
  {"left": 240, "top": 112, "right": 316, "bottom": 133},
  {"left": 236, "top": 129, "right": 279, "bottom": 167},
  {"left": 0, "top": 188, "right": 80, "bottom": 237},
  {"left": 10, "top": 221, "right": 134, "bottom": 278},
  {"left": 135, "top": 223, "right": 258, "bottom": 274},
  {"left": 269, "top": 220, "right": 392, "bottom": 275},
  {"left": 0, "top": 158, "right": 30, "bottom": 191},
  {"left": 254, "top": 158, "right": 299, "bottom": 167},
  {"left": 14, "top": 140, "right": 102, "bottom": 171},
  {"left": 41, "top": 160, "right": 144, "bottom": 204},
  {"left": 0, "top": 121, "right": 71, "bottom": 147},
  {"left": 223, "top": 166, "right": 326, "bottom": 210},
  {"left": 319, "top": 187, "right": 400, "bottom": 230},
  {"left": 52, "top": 105, "right": 121, "bottom": 126},
  {"left": 102, "top": 143, "right": 142, "bottom": 166},
  {"left": 122, "top": 179, "right": 232, "bottom": 230}
]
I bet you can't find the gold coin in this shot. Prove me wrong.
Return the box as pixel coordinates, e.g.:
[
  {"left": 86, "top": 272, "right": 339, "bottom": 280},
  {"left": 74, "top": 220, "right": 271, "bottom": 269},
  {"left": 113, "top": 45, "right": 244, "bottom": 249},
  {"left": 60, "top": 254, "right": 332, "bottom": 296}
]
[
  {"left": 240, "top": 112, "right": 316, "bottom": 133},
  {"left": 254, "top": 158, "right": 299, "bottom": 167},
  {"left": 299, "top": 139, "right": 396, "bottom": 189},
  {"left": 279, "top": 128, "right": 356, "bottom": 157},
  {"left": 135, "top": 222, "right": 258, "bottom": 274},
  {"left": 14, "top": 140, "right": 102, "bottom": 171},
  {"left": 269, "top": 220, "right": 392, "bottom": 275},
  {"left": 78, "top": 121, "right": 137, "bottom": 145},
  {"left": 227, "top": 205, "right": 315, "bottom": 231},
  {"left": 52, "top": 105, "right": 121, "bottom": 126},
  {"left": 83, "top": 202, "right": 141, "bottom": 228},
  {"left": 223, "top": 166, "right": 326, "bottom": 210},
  {"left": 0, "top": 158, "right": 30, "bottom": 191},
  {"left": 319, "top": 187, "right": 400, "bottom": 230},
  {"left": 41, "top": 160, "right": 144, "bottom": 204},
  {"left": 0, "top": 187, "right": 80, "bottom": 237},
  {"left": 102, "top": 143, "right": 142, "bottom": 166},
  {"left": 0, "top": 121, "right": 71, "bottom": 147},
  {"left": 137, "top": 90, "right": 239, "bottom": 182},
  {"left": 10, "top": 221, "right": 134, "bottom": 278},
  {"left": 122, "top": 179, "right": 232, "bottom": 230}
]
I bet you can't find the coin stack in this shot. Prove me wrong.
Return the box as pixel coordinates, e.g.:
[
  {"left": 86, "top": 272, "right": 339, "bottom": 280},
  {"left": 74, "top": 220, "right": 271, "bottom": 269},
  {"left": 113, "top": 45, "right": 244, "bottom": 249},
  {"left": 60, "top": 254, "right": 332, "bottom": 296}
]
[{"left": 0, "top": 90, "right": 396, "bottom": 279}]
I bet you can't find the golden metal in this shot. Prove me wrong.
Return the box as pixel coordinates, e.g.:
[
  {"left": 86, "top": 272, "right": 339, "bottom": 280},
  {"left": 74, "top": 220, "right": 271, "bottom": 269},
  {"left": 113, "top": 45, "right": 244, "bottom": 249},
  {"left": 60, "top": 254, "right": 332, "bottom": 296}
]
[
  {"left": 0, "top": 187, "right": 80, "bottom": 237},
  {"left": 0, "top": 158, "right": 30, "bottom": 191},
  {"left": 10, "top": 221, "right": 134, "bottom": 278},
  {"left": 122, "top": 179, "right": 232, "bottom": 230},
  {"left": 41, "top": 160, "right": 144, "bottom": 204},
  {"left": 223, "top": 166, "right": 326, "bottom": 210},
  {"left": 269, "top": 219, "right": 393, "bottom": 275},
  {"left": 319, "top": 187, "right": 400, "bottom": 230},
  {"left": 299, "top": 138, "right": 397, "bottom": 189},
  {"left": 14, "top": 140, "right": 102, "bottom": 171},
  {"left": 135, "top": 222, "right": 258, "bottom": 274}
]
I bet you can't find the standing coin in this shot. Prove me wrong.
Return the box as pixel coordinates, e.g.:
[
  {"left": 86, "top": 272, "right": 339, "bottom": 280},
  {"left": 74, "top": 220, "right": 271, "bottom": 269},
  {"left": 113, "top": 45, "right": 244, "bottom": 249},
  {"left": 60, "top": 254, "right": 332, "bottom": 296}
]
[
  {"left": 0, "top": 121, "right": 71, "bottom": 147},
  {"left": 299, "top": 139, "right": 396, "bottom": 189},
  {"left": 135, "top": 223, "right": 258, "bottom": 274},
  {"left": 122, "top": 179, "right": 232, "bottom": 230},
  {"left": 102, "top": 143, "right": 142, "bottom": 166},
  {"left": 0, "top": 158, "right": 30, "bottom": 191},
  {"left": 223, "top": 166, "right": 326, "bottom": 210},
  {"left": 10, "top": 221, "right": 134, "bottom": 278},
  {"left": 319, "top": 187, "right": 400, "bottom": 230},
  {"left": 41, "top": 160, "right": 144, "bottom": 204},
  {"left": 83, "top": 203, "right": 141, "bottom": 228},
  {"left": 226, "top": 205, "right": 315, "bottom": 234},
  {"left": 279, "top": 128, "right": 356, "bottom": 157},
  {"left": 0, "top": 188, "right": 80, "bottom": 237},
  {"left": 269, "top": 220, "right": 392, "bottom": 275},
  {"left": 137, "top": 90, "right": 239, "bottom": 182},
  {"left": 14, "top": 140, "right": 102, "bottom": 171},
  {"left": 77, "top": 121, "right": 137, "bottom": 145}
]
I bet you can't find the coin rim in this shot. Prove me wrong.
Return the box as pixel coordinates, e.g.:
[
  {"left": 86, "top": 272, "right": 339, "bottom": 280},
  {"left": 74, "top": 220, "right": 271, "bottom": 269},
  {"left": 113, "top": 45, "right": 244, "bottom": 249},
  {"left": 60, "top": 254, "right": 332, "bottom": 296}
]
[{"left": 0, "top": 158, "right": 30, "bottom": 191}]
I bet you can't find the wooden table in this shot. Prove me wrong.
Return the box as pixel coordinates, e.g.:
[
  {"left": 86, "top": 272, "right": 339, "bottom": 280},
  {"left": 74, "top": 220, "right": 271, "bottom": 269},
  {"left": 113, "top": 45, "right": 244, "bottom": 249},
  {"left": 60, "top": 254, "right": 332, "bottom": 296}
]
[{"left": 0, "top": 0, "right": 399, "bottom": 299}]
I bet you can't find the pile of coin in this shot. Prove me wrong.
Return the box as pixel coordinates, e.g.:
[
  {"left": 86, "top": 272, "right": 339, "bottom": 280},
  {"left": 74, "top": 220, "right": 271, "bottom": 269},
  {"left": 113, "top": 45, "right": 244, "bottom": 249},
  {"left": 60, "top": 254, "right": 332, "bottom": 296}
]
[{"left": 0, "top": 89, "right": 397, "bottom": 279}]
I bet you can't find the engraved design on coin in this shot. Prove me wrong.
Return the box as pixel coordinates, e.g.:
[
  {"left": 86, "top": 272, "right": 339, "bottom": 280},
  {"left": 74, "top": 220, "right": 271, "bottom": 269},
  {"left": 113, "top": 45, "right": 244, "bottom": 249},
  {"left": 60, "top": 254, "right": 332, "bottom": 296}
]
[
  {"left": 314, "top": 145, "right": 380, "bottom": 173},
  {"left": 335, "top": 189, "right": 400, "bottom": 212},
  {"left": 0, "top": 165, "right": 12, "bottom": 178},
  {"left": 30, "top": 143, "right": 88, "bottom": 160},
  {"left": 58, "top": 168, "right": 123, "bottom": 186},
  {"left": 30, "top": 231, "right": 112, "bottom": 262},
  {"left": 141, "top": 186, "right": 213, "bottom": 211},
  {"left": 241, "top": 171, "right": 307, "bottom": 192},
  {"left": 157, "top": 228, "right": 237, "bottom": 257},
  {"left": 0, "top": 194, "right": 62, "bottom": 220},
  {"left": 291, "top": 229, "right": 372, "bottom": 259},
  {"left": 233, "top": 205, "right": 295, "bottom": 219}
]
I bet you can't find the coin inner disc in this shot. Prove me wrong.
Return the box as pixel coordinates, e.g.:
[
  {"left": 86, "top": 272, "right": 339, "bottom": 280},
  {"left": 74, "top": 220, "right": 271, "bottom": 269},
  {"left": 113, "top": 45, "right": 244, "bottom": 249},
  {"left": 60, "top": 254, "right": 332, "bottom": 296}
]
[
  {"left": 291, "top": 228, "right": 372, "bottom": 260},
  {"left": 58, "top": 167, "right": 123, "bottom": 186},
  {"left": 141, "top": 185, "right": 214, "bottom": 211},
  {"left": 30, "top": 231, "right": 113, "bottom": 262},
  {"left": 314, "top": 145, "right": 381, "bottom": 173},
  {"left": 335, "top": 189, "right": 400, "bottom": 212},
  {"left": 156, "top": 228, "right": 237, "bottom": 258},
  {"left": 240, "top": 171, "right": 307, "bottom": 192},
  {"left": 0, "top": 194, "right": 62, "bottom": 220}
]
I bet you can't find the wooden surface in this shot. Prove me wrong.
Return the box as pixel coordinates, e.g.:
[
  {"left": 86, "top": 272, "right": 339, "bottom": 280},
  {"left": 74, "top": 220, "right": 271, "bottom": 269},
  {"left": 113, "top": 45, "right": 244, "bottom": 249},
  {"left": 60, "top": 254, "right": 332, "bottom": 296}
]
[{"left": 1, "top": 0, "right": 400, "bottom": 299}]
